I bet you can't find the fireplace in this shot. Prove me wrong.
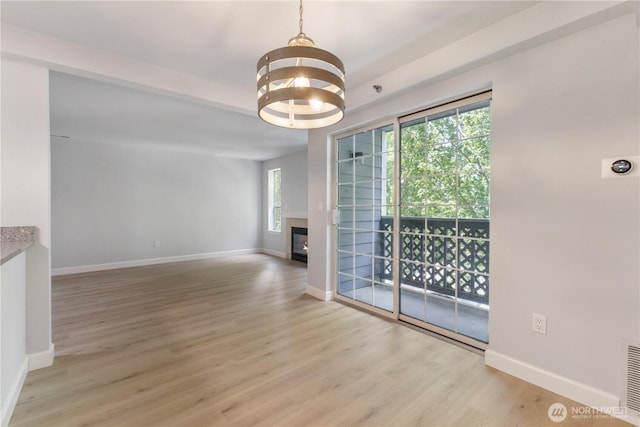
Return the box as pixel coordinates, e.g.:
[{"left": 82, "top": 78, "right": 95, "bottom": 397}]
[{"left": 291, "top": 227, "right": 308, "bottom": 263}]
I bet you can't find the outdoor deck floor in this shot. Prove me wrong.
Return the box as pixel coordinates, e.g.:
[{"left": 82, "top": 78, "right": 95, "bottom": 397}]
[{"left": 340, "top": 284, "right": 489, "bottom": 343}]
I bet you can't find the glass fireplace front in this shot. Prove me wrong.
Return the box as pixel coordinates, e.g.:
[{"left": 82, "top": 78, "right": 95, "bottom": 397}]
[{"left": 291, "top": 227, "right": 308, "bottom": 263}]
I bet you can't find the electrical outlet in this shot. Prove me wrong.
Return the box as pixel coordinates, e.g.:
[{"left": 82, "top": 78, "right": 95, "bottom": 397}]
[
  {"left": 153, "top": 240, "right": 160, "bottom": 248},
  {"left": 533, "top": 313, "right": 547, "bottom": 335}
]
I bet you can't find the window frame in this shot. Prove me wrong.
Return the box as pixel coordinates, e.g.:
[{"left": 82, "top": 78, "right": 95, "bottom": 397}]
[
  {"left": 267, "top": 168, "right": 282, "bottom": 233},
  {"left": 333, "top": 90, "right": 492, "bottom": 350}
]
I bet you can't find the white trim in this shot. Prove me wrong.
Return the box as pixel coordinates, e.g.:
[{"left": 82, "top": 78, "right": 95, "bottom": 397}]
[
  {"left": 399, "top": 90, "right": 492, "bottom": 124},
  {"left": 267, "top": 167, "right": 281, "bottom": 233},
  {"left": 51, "top": 249, "right": 260, "bottom": 276},
  {"left": 261, "top": 248, "right": 286, "bottom": 259},
  {"left": 620, "top": 412, "right": 640, "bottom": 426},
  {"left": 28, "top": 342, "right": 55, "bottom": 371},
  {"left": 305, "top": 285, "right": 332, "bottom": 301},
  {"left": 485, "top": 349, "right": 637, "bottom": 425},
  {"left": 1, "top": 358, "right": 27, "bottom": 427},
  {"left": 1, "top": 23, "right": 255, "bottom": 115}
]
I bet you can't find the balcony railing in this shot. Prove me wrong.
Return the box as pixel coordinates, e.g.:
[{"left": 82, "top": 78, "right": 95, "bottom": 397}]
[{"left": 378, "top": 216, "right": 489, "bottom": 305}]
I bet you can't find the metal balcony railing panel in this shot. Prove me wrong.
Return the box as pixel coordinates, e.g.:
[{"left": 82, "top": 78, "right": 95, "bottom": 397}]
[{"left": 378, "top": 216, "right": 489, "bottom": 305}]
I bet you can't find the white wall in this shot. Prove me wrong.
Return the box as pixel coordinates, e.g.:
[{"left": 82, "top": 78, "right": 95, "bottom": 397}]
[
  {"left": 0, "top": 58, "right": 53, "bottom": 359},
  {"left": 0, "top": 57, "right": 53, "bottom": 426},
  {"left": 1, "top": 60, "right": 51, "bottom": 247},
  {"left": 488, "top": 12, "right": 639, "bottom": 408},
  {"left": 308, "top": 11, "right": 639, "bottom": 413},
  {"left": 51, "top": 139, "right": 261, "bottom": 271},
  {"left": 261, "top": 150, "right": 308, "bottom": 257},
  {"left": 0, "top": 253, "right": 27, "bottom": 427},
  {"left": 307, "top": 135, "right": 332, "bottom": 302}
]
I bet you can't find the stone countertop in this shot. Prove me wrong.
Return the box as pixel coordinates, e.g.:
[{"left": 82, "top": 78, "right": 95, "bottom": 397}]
[{"left": 1, "top": 226, "right": 38, "bottom": 265}]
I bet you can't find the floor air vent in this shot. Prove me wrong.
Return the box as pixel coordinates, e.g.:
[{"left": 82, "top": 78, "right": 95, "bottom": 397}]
[{"left": 623, "top": 341, "right": 640, "bottom": 416}]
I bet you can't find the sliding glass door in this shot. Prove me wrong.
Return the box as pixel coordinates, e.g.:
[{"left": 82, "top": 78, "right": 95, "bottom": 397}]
[
  {"left": 335, "top": 92, "right": 491, "bottom": 348},
  {"left": 336, "top": 124, "right": 394, "bottom": 312},
  {"left": 398, "top": 95, "right": 491, "bottom": 344}
]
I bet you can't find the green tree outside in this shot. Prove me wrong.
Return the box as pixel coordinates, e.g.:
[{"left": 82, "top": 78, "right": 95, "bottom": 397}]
[{"left": 394, "top": 102, "right": 490, "bottom": 219}]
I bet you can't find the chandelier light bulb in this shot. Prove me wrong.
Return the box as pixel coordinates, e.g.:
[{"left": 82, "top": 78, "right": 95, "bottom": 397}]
[
  {"left": 309, "top": 98, "right": 324, "bottom": 111},
  {"left": 294, "top": 77, "right": 310, "bottom": 88}
]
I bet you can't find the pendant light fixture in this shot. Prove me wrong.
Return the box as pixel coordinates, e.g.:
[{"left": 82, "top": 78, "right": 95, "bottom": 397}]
[{"left": 257, "top": 0, "right": 345, "bottom": 129}]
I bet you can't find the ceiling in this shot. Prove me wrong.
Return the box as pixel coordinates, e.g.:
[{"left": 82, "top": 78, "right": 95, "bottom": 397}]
[{"left": 1, "top": 1, "right": 537, "bottom": 160}]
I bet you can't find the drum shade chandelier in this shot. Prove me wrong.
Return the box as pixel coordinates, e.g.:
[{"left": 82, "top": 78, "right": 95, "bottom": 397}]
[{"left": 257, "top": 0, "right": 345, "bottom": 129}]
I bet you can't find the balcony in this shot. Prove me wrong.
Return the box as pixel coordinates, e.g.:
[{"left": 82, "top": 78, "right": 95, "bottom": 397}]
[
  {"left": 378, "top": 216, "right": 489, "bottom": 306},
  {"left": 337, "top": 216, "right": 490, "bottom": 343}
]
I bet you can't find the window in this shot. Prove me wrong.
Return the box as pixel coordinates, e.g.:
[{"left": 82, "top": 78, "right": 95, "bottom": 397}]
[{"left": 268, "top": 168, "right": 281, "bottom": 232}]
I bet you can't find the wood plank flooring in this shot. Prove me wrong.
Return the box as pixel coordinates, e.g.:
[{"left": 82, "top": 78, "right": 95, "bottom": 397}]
[{"left": 10, "top": 254, "right": 629, "bottom": 426}]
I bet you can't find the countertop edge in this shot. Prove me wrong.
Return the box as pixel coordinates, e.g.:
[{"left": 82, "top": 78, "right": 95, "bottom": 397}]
[
  {"left": 0, "top": 226, "right": 39, "bottom": 266},
  {"left": 1, "top": 240, "right": 34, "bottom": 265}
]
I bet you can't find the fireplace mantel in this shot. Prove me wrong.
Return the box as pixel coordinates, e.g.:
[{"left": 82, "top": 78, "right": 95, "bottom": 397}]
[{"left": 285, "top": 215, "right": 308, "bottom": 261}]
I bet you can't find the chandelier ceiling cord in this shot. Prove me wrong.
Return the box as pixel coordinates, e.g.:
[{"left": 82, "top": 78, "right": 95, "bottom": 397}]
[{"left": 257, "top": 0, "right": 346, "bottom": 129}]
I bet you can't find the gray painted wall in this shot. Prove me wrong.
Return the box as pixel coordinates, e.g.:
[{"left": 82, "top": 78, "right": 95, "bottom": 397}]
[
  {"left": 51, "top": 140, "right": 261, "bottom": 269},
  {"left": 308, "top": 12, "right": 639, "bottom": 407}
]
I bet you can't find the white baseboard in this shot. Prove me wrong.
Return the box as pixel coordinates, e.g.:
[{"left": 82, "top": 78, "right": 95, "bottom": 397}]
[
  {"left": 52, "top": 249, "right": 261, "bottom": 276},
  {"left": 1, "top": 358, "right": 27, "bottom": 427},
  {"left": 306, "top": 285, "right": 332, "bottom": 301},
  {"left": 261, "top": 248, "right": 286, "bottom": 259},
  {"left": 28, "top": 342, "right": 55, "bottom": 371},
  {"left": 485, "top": 349, "right": 636, "bottom": 424}
]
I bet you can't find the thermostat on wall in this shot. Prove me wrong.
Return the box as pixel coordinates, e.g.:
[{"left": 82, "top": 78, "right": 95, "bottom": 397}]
[
  {"left": 602, "top": 156, "right": 640, "bottom": 178},
  {"left": 611, "top": 159, "right": 633, "bottom": 174}
]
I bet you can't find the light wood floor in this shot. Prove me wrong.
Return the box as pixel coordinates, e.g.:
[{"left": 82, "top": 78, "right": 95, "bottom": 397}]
[{"left": 10, "top": 254, "right": 628, "bottom": 426}]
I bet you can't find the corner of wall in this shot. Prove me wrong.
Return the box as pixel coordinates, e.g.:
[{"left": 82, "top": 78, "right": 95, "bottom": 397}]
[
  {"left": 28, "top": 342, "right": 55, "bottom": 371},
  {"left": 261, "top": 248, "right": 286, "bottom": 259},
  {"left": 0, "top": 358, "right": 28, "bottom": 427},
  {"left": 305, "top": 285, "right": 333, "bottom": 302}
]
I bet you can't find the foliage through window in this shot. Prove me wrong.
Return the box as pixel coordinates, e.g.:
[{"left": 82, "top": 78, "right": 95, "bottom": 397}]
[{"left": 399, "top": 101, "right": 490, "bottom": 219}]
